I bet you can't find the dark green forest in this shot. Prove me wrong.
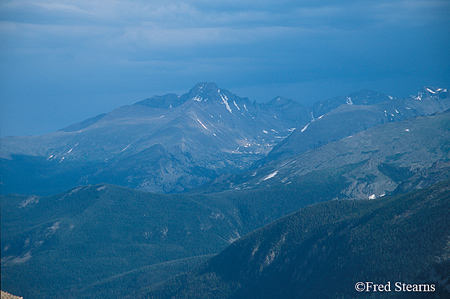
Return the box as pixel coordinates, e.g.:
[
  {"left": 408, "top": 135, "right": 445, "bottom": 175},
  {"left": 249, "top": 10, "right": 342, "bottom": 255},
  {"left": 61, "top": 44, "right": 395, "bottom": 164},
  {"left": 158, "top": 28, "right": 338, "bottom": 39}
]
[
  {"left": 140, "top": 181, "right": 450, "bottom": 299},
  {"left": 1, "top": 168, "right": 348, "bottom": 298}
]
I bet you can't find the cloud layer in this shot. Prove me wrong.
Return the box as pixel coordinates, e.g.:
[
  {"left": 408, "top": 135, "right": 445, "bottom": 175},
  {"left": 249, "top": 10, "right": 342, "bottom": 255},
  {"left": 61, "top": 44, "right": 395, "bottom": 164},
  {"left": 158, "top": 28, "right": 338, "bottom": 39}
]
[{"left": 1, "top": 0, "right": 450, "bottom": 136}]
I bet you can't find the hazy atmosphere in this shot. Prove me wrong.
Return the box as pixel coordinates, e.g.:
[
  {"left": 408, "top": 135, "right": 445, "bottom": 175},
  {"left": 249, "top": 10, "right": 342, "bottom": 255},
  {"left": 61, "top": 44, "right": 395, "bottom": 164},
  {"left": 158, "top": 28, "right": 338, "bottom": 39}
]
[
  {"left": 1, "top": 0, "right": 450, "bottom": 137},
  {"left": 2, "top": 2, "right": 450, "bottom": 298}
]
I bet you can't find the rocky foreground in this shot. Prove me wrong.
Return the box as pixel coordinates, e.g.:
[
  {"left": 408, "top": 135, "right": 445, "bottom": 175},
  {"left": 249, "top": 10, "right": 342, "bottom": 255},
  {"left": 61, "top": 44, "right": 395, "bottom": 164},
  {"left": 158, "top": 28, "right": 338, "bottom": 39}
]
[{"left": 1, "top": 291, "right": 22, "bottom": 299}]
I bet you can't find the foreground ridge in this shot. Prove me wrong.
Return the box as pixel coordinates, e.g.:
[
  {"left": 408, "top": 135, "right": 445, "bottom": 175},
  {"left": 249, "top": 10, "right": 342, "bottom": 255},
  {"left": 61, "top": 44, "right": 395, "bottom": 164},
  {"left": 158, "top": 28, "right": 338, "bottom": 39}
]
[
  {"left": 140, "top": 181, "right": 450, "bottom": 299},
  {"left": 1, "top": 291, "right": 23, "bottom": 299}
]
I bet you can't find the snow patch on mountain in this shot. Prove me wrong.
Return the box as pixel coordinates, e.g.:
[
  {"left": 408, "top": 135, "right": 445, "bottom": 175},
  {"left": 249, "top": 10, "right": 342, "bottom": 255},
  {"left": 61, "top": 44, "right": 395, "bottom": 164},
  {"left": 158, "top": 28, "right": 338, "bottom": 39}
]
[
  {"left": 220, "top": 94, "right": 232, "bottom": 113},
  {"left": 122, "top": 143, "right": 132, "bottom": 152},
  {"left": 263, "top": 171, "right": 278, "bottom": 181},
  {"left": 301, "top": 123, "right": 310, "bottom": 133},
  {"left": 196, "top": 118, "right": 208, "bottom": 130},
  {"left": 67, "top": 143, "right": 79, "bottom": 154},
  {"left": 97, "top": 185, "right": 107, "bottom": 191}
]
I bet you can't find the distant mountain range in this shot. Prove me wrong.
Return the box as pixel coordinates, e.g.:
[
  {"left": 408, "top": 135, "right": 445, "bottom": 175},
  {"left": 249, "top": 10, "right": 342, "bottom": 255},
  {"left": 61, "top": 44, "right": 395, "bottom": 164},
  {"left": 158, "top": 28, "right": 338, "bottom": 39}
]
[
  {"left": 197, "top": 109, "right": 450, "bottom": 200},
  {"left": 263, "top": 87, "right": 450, "bottom": 164},
  {"left": 1, "top": 84, "right": 450, "bottom": 298},
  {"left": 1, "top": 84, "right": 449, "bottom": 196},
  {"left": 1, "top": 82, "right": 310, "bottom": 195},
  {"left": 2, "top": 109, "right": 450, "bottom": 298}
]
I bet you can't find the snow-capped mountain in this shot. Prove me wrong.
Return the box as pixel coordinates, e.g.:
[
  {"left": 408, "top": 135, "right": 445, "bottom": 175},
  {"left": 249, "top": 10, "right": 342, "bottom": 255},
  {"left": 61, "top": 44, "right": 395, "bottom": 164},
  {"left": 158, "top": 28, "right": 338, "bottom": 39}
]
[
  {"left": 198, "top": 109, "right": 450, "bottom": 200},
  {"left": 262, "top": 86, "right": 450, "bottom": 163},
  {"left": 2, "top": 84, "right": 448, "bottom": 196},
  {"left": 1, "top": 82, "right": 310, "bottom": 195}
]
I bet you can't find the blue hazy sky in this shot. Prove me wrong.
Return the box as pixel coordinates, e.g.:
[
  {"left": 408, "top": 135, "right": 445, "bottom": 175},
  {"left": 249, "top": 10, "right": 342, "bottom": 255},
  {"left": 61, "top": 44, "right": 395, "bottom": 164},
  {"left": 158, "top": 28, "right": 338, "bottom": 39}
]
[{"left": 1, "top": 0, "right": 449, "bottom": 137}]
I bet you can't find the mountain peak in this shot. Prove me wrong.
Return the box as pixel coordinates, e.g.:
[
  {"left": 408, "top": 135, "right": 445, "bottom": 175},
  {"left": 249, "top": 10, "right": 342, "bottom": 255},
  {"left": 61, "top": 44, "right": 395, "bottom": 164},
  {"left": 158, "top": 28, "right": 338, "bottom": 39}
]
[
  {"left": 134, "top": 82, "right": 223, "bottom": 108},
  {"left": 192, "top": 82, "right": 219, "bottom": 92},
  {"left": 412, "top": 86, "right": 449, "bottom": 101},
  {"left": 187, "top": 82, "right": 229, "bottom": 103},
  {"left": 189, "top": 82, "right": 220, "bottom": 99}
]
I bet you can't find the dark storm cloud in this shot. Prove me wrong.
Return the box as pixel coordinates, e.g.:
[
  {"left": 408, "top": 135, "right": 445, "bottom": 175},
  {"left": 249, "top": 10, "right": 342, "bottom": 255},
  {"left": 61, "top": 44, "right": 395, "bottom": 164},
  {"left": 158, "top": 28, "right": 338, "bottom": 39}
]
[{"left": 1, "top": 0, "right": 449, "bottom": 136}]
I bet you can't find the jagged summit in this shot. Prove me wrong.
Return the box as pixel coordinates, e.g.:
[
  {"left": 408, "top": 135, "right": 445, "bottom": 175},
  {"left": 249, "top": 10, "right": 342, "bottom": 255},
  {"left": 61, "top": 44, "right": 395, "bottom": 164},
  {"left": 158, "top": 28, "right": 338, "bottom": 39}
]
[
  {"left": 181, "top": 82, "right": 256, "bottom": 117},
  {"left": 412, "top": 86, "right": 449, "bottom": 101},
  {"left": 190, "top": 82, "right": 220, "bottom": 94},
  {"left": 135, "top": 82, "right": 236, "bottom": 107},
  {"left": 186, "top": 82, "right": 237, "bottom": 104}
]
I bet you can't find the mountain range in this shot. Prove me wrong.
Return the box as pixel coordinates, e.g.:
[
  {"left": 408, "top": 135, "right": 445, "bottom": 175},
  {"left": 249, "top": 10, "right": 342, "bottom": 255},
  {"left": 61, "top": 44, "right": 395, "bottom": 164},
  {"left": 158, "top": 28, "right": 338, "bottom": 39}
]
[
  {"left": 262, "top": 87, "right": 450, "bottom": 164},
  {"left": 197, "top": 109, "right": 450, "bottom": 199},
  {"left": 1, "top": 82, "right": 310, "bottom": 195},
  {"left": 1, "top": 84, "right": 449, "bottom": 196},
  {"left": 1, "top": 83, "right": 450, "bottom": 298}
]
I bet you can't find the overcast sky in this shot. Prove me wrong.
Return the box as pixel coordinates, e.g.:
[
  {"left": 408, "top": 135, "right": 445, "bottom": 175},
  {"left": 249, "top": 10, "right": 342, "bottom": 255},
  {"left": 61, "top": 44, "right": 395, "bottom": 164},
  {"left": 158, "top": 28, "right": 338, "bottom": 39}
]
[{"left": 1, "top": 0, "right": 449, "bottom": 137}]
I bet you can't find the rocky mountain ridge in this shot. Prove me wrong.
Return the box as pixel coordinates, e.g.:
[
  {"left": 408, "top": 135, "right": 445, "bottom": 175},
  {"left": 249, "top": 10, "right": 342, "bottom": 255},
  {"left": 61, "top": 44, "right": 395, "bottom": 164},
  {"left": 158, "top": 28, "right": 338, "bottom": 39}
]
[
  {"left": 1, "top": 83, "right": 310, "bottom": 195},
  {"left": 196, "top": 109, "right": 450, "bottom": 200},
  {"left": 263, "top": 86, "right": 450, "bottom": 163},
  {"left": 1, "top": 84, "right": 448, "bottom": 196}
]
